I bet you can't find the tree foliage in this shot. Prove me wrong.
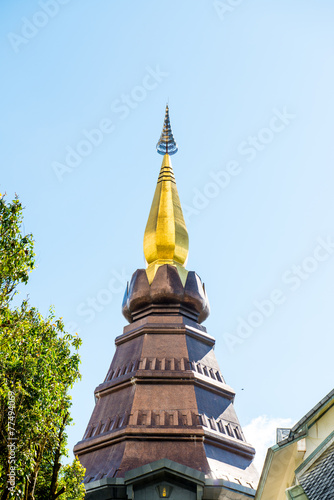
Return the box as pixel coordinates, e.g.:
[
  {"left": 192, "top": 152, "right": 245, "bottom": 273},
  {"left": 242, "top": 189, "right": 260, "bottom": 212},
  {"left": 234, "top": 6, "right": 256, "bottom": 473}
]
[
  {"left": 0, "top": 196, "right": 34, "bottom": 307},
  {"left": 0, "top": 195, "right": 85, "bottom": 499}
]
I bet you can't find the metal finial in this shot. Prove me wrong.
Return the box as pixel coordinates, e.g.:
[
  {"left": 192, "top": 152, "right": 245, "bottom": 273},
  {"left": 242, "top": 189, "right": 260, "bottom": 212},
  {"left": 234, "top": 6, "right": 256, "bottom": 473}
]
[{"left": 156, "top": 104, "right": 178, "bottom": 156}]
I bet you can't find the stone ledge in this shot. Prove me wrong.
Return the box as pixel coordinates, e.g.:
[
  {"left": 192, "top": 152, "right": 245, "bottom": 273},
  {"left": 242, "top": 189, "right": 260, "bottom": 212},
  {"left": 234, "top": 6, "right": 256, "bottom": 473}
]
[{"left": 75, "top": 427, "right": 206, "bottom": 455}]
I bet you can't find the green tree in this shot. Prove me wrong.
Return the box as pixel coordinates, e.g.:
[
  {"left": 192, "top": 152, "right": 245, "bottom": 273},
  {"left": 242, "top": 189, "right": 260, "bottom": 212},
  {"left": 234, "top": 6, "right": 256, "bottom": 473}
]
[
  {"left": 0, "top": 196, "right": 34, "bottom": 307},
  {"left": 0, "top": 195, "right": 85, "bottom": 499}
]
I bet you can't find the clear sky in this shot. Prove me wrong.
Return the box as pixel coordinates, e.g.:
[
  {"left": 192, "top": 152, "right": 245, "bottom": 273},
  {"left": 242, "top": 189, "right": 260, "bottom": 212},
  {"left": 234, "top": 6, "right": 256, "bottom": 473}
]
[{"left": 2, "top": 0, "right": 334, "bottom": 471}]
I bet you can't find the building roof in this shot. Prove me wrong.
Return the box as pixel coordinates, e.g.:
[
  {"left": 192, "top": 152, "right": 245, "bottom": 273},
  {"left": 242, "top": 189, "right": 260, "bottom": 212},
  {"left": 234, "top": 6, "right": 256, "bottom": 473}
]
[
  {"left": 291, "top": 388, "right": 334, "bottom": 435},
  {"left": 255, "top": 389, "right": 334, "bottom": 500},
  {"left": 300, "top": 441, "right": 334, "bottom": 500}
]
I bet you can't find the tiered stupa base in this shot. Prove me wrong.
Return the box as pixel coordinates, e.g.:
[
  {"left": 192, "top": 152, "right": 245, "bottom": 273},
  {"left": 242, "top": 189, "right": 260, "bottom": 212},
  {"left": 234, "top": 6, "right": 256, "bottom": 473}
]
[{"left": 74, "top": 266, "right": 258, "bottom": 499}]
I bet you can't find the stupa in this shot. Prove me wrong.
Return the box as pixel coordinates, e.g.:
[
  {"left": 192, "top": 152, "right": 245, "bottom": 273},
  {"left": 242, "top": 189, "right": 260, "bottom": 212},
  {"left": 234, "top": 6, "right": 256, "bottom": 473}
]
[{"left": 74, "top": 105, "right": 259, "bottom": 499}]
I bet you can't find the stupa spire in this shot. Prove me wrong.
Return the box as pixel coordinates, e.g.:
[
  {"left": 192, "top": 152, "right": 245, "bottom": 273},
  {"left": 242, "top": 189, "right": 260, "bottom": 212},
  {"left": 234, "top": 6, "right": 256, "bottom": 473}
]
[
  {"left": 156, "top": 104, "right": 178, "bottom": 155},
  {"left": 143, "top": 105, "right": 188, "bottom": 285}
]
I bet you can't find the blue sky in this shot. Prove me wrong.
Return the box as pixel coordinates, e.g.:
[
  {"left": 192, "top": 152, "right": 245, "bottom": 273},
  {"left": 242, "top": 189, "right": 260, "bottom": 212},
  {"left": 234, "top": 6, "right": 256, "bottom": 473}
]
[{"left": 1, "top": 0, "right": 334, "bottom": 469}]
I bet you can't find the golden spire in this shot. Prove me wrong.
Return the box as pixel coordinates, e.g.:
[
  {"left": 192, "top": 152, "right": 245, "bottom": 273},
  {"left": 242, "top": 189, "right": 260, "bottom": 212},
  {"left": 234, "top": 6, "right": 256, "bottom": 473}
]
[{"left": 143, "top": 105, "right": 189, "bottom": 285}]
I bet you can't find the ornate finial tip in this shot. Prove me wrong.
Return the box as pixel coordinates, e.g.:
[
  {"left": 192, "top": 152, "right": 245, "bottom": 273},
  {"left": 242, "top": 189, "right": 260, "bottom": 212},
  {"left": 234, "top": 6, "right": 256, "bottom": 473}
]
[{"left": 156, "top": 105, "right": 178, "bottom": 155}]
